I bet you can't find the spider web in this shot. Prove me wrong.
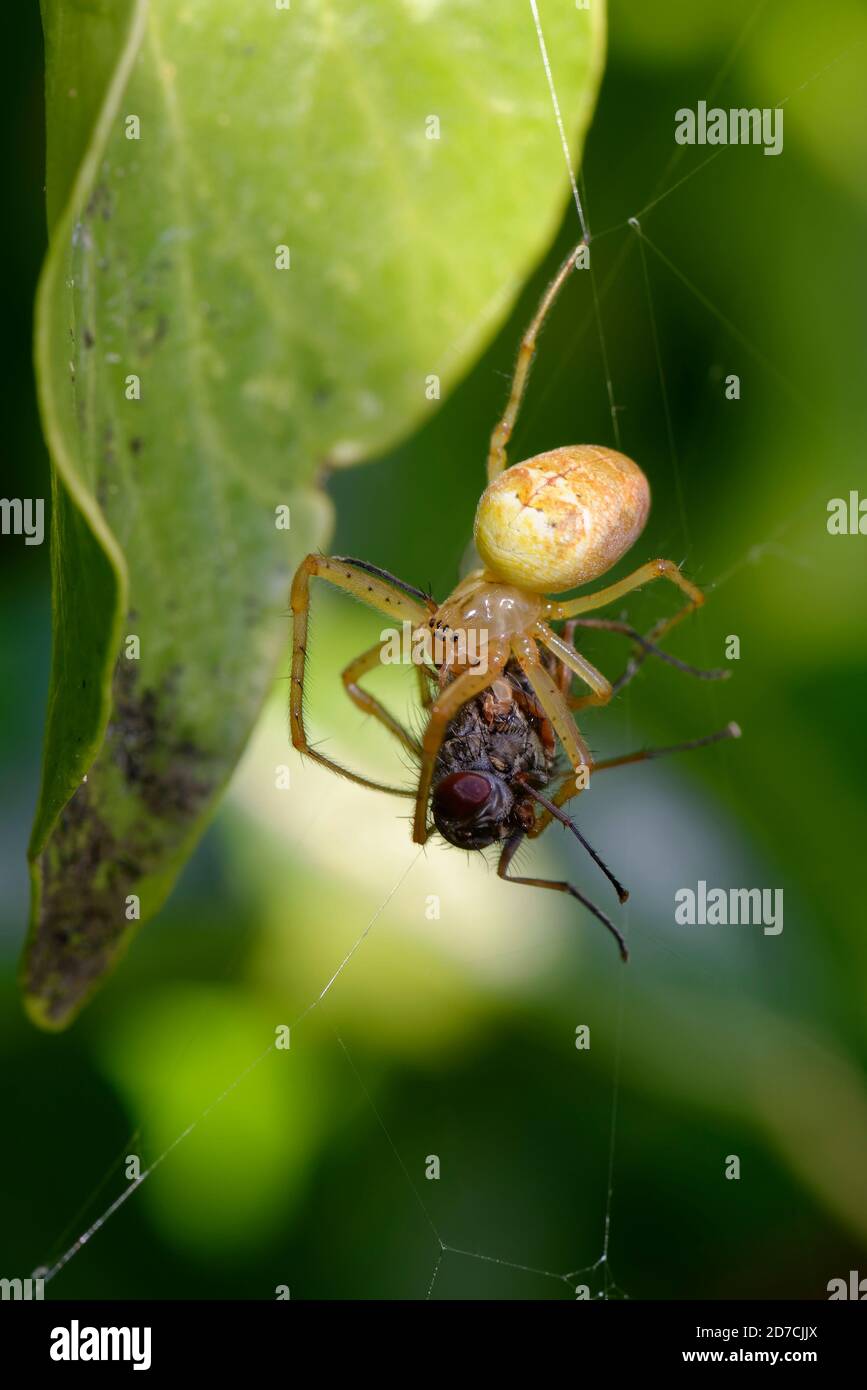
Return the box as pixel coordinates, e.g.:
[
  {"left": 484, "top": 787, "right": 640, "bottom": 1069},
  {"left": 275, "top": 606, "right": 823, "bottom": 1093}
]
[{"left": 32, "top": 0, "right": 851, "bottom": 1302}]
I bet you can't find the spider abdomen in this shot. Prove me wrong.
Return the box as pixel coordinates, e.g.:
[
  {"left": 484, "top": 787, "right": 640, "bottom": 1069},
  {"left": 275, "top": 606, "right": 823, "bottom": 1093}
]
[{"left": 474, "top": 444, "right": 650, "bottom": 593}]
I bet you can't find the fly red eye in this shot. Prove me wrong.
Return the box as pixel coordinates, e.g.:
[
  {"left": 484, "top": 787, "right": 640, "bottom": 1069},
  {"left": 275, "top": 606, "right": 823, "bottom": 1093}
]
[{"left": 433, "top": 771, "right": 492, "bottom": 822}]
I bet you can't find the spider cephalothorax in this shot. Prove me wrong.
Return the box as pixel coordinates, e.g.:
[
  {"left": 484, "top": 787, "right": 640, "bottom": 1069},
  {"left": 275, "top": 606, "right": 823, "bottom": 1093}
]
[{"left": 289, "top": 242, "right": 739, "bottom": 958}]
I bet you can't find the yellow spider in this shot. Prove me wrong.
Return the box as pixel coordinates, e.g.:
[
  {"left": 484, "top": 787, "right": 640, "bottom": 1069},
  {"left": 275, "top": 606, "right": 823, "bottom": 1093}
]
[{"left": 290, "top": 243, "right": 738, "bottom": 958}]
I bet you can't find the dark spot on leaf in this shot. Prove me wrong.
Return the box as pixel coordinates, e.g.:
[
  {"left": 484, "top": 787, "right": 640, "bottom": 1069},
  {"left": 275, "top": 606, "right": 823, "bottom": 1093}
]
[
  {"left": 24, "top": 660, "right": 219, "bottom": 1027},
  {"left": 24, "top": 783, "right": 135, "bottom": 1027},
  {"left": 109, "top": 661, "right": 214, "bottom": 819},
  {"left": 85, "top": 183, "right": 112, "bottom": 221}
]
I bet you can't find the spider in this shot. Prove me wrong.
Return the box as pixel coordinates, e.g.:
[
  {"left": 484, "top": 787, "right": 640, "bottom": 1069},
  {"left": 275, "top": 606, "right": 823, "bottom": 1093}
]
[{"left": 289, "top": 242, "right": 739, "bottom": 958}]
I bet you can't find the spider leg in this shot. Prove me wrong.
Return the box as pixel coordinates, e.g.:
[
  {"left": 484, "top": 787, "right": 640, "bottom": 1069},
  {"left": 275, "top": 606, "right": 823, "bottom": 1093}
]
[
  {"left": 497, "top": 832, "right": 629, "bottom": 962},
  {"left": 560, "top": 615, "right": 730, "bottom": 709},
  {"left": 333, "top": 555, "right": 435, "bottom": 607},
  {"left": 412, "top": 640, "right": 510, "bottom": 844},
  {"left": 516, "top": 777, "right": 628, "bottom": 903},
  {"left": 548, "top": 560, "right": 705, "bottom": 651},
  {"left": 592, "top": 722, "right": 741, "bottom": 772},
  {"left": 534, "top": 619, "right": 613, "bottom": 706},
  {"left": 552, "top": 620, "right": 580, "bottom": 695},
  {"left": 342, "top": 641, "right": 421, "bottom": 757},
  {"left": 487, "top": 241, "right": 587, "bottom": 482},
  {"left": 511, "top": 633, "right": 592, "bottom": 782},
  {"left": 526, "top": 722, "right": 741, "bottom": 837},
  {"left": 290, "top": 553, "right": 433, "bottom": 797},
  {"left": 415, "top": 662, "right": 437, "bottom": 710}
]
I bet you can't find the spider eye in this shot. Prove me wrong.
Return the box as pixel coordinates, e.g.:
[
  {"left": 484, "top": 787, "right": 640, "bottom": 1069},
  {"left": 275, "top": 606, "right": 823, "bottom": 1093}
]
[{"left": 433, "top": 771, "right": 492, "bottom": 822}]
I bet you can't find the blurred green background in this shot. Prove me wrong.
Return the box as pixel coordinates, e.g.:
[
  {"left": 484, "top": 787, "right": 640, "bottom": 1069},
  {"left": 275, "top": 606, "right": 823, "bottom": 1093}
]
[{"left": 2, "top": 0, "right": 866, "bottom": 1299}]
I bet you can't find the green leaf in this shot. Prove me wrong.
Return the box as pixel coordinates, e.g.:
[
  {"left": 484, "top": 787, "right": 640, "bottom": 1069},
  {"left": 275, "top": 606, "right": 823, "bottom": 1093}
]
[{"left": 23, "top": 0, "right": 605, "bottom": 1028}]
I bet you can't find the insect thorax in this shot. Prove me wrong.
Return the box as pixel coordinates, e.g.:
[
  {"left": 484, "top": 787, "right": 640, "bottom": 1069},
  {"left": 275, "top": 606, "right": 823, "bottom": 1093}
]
[{"left": 434, "top": 661, "right": 555, "bottom": 790}]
